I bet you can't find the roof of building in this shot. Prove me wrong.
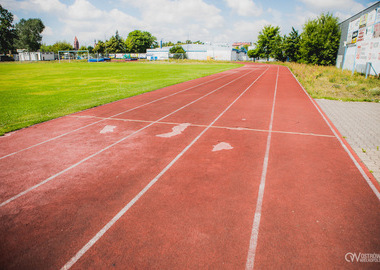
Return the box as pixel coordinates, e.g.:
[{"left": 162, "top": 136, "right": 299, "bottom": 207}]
[
  {"left": 232, "top": 42, "right": 252, "bottom": 47},
  {"left": 147, "top": 43, "right": 233, "bottom": 53}
]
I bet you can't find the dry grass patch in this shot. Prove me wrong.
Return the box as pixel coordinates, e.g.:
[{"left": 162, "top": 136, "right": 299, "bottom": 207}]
[{"left": 277, "top": 62, "right": 380, "bottom": 102}]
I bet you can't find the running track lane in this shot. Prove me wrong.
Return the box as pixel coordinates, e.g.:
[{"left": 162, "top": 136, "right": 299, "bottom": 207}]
[
  {"left": 0, "top": 65, "right": 268, "bottom": 268},
  {"left": 1, "top": 65, "right": 379, "bottom": 269},
  {"left": 0, "top": 66, "right": 259, "bottom": 206}
]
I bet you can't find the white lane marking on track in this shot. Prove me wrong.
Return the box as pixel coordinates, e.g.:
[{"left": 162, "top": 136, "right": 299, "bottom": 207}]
[
  {"left": 100, "top": 125, "right": 116, "bottom": 134},
  {"left": 60, "top": 66, "right": 270, "bottom": 270},
  {"left": 156, "top": 123, "right": 191, "bottom": 138},
  {"left": 0, "top": 68, "right": 257, "bottom": 208},
  {"left": 287, "top": 67, "right": 380, "bottom": 201},
  {"left": 246, "top": 66, "right": 279, "bottom": 270},
  {"left": 69, "top": 116, "right": 336, "bottom": 138},
  {"left": 212, "top": 142, "right": 233, "bottom": 152},
  {"left": 0, "top": 69, "right": 237, "bottom": 160}
]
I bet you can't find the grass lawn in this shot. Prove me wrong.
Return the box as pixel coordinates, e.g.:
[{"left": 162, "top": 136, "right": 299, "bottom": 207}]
[
  {"left": 0, "top": 60, "right": 241, "bottom": 135},
  {"left": 279, "top": 62, "right": 380, "bottom": 102}
]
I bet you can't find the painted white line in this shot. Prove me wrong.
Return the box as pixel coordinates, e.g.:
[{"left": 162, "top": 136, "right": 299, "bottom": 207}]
[
  {"left": 212, "top": 142, "right": 233, "bottom": 152},
  {"left": 287, "top": 67, "right": 380, "bottom": 201},
  {"left": 69, "top": 116, "right": 336, "bottom": 138},
  {"left": 0, "top": 68, "right": 256, "bottom": 208},
  {"left": 61, "top": 66, "right": 270, "bottom": 270},
  {"left": 156, "top": 123, "right": 191, "bottom": 138},
  {"left": 246, "top": 66, "right": 279, "bottom": 270},
  {"left": 99, "top": 125, "right": 116, "bottom": 134},
  {"left": 0, "top": 69, "right": 239, "bottom": 160}
]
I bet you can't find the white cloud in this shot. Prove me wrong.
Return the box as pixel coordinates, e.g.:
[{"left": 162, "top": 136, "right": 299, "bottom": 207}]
[
  {"left": 213, "top": 19, "right": 270, "bottom": 43},
  {"left": 334, "top": 11, "right": 352, "bottom": 22},
  {"left": 123, "top": 0, "right": 224, "bottom": 28},
  {"left": 288, "top": 6, "right": 319, "bottom": 31},
  {"left": 7, "top": 0, "right": 340, "bottom": 46},
  {"left": 2, "top": 0, "right": 65, "bottom": 13},
  {"left": 298, "top": 0, "right": 364, "bottom": 13},
  {"left": 120, "top": 0, "right": 225, "bottom": 42},
  {"left": 42, "top": 26, "right": 53, "bottom": 36},
  {"left": 224, "top": 0, "right": 262, "bottom": 16},
  {"left": 57, "top": 0, "right": 143, "bottom": 44}
]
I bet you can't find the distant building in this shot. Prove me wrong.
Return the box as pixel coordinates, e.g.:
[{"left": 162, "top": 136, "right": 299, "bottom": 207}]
[
  {"left": 336, "top": 2, "right": 380, "bottom": 75},
  {"left": 232, "top": 42, "right": 252, "bottom": 48},
  {"left": 74, "top": 36, "right": 79, "bottom": 50},
  {"left": 18, "top": 50, "right": 55, "bottom": 61},
  {"left": 146, "top": 43, "right": 248, "bottom": 61}
]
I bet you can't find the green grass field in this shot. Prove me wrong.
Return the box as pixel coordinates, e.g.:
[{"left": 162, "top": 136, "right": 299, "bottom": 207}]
[{"left": 0, "top": 61, "right": 241, "bottom": 135}]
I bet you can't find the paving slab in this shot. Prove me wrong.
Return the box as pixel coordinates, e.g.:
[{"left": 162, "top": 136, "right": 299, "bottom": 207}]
[{"left": 316, "top": 99, "right": 380, "bottom": 182}]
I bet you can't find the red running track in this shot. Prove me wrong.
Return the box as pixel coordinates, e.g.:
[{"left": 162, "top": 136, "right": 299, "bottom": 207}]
[{"left": 0, "top": 64, "right": 379, "bottom": 269}]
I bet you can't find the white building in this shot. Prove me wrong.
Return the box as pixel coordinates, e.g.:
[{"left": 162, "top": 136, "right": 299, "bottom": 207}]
[
  {"left": 146, "top": 43, "right": 248, "bottom": 61},
  {"left": 18, "top": 50, "right": 55, "bottom": 61}
]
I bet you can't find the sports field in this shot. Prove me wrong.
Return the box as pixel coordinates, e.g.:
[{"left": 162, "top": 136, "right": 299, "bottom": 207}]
[
  {"left": 0, "top": 64, "right": 379, "bottom": 269},
  {"left": 0, "top": 61, "right": 241, "bottom": 135}
]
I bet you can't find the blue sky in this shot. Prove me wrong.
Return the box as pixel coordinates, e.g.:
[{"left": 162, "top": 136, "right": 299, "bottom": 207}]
[{"left": 2, "top": 0, "right": 377, "bottom": 46}]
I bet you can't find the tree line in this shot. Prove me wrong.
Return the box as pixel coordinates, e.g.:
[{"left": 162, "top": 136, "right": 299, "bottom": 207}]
[
  {"left": 40, "top": 30, "right": 158, "bottom": 54},
  {"left": 162, "top": 40, "right": 204, "bottom": 47},
  {"left": 248, "top": 13, "right": 341, "bottom": 66}
]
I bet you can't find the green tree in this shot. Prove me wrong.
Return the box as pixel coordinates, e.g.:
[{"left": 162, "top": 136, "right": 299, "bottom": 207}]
[
  {"left": 50, "top": 41, "right": 73, "bottom": 54},
  {"left": 273, "top": 35, "right": 287, "bottom": 62},
  {"left": 87, "top": 45, "right": 94, "bottom": 53},
  {"left": 163, "top": 41, "right": 174, "bottom": 47},
  {"left": 247, "top": 48, "right": 260, "bottom": 61},
  {"left": 283, "top": 27, "right": 300, "bottom": 62},
  {"left": 169, "top": 45, "right": 185, "bottom": 54},
  {"left": 299, "top": 13, "right": 341, "bottom": 65},
  {"left": 93, "top": 40, "right": 105, "bottom": 54},
  {"left": 255, "top": 25, "right": 281, "bottom": 61},
  {"left": 39, "top": 43, "right": 52, "bottom": 52},
  {"left": 105, "top": 30, "right": 125, "bottom": 53},
  {"left": 79, "top": 45, "right": 88, "bottom": 51},
  {"left": 15, "top": 18, "right": 45, "bottom": 51},
  {"left": 169, "top": 45, "right": 186, "bottom": 59},
  {"left": 125, "top": 30, "right": 157, "bottom": 53},
  {"left": 0, "top": 4, "right": 16, "bottom": 54}
]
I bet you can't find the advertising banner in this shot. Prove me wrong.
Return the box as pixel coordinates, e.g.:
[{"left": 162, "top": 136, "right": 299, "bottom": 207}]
[
  {"left": 355, "top": 37, "right": 380, "bottom": 64},
  {"left": 375, "top": 8, "right": 380, "bottom": 23},
  {"left": 367, "top": 10, "right": 376, "bottom": 26},
  {"left": 357, "top": 29, "right": 365, "bottom": 42},
  {"left": 359, "top": 13, "right": 368, "bottom": 29},
  {"left": 374, "top": 23, "right": 380, "bottom": 38},
  {"left": 352, "top": 30, "right": 359, "bottom": 43}
]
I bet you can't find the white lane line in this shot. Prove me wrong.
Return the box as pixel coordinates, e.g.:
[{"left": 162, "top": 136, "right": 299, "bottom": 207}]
[
  {"left": 61, "top": 66, "right": 270, "bottom": 270},
  {"left": 246, "top": 66, "right": 279, "bottom": 270},
  {"left": 0, "top": 68, "right": 257, "bottom": 208},
  {"left": 287, "top": 67, "right": 380, "bottom": 201},
  {"left": 69, "top": 116, "right": 336, "bottom": 138},
  {"left": 0, "top": 69, "right": 238, "bottom": 160}
]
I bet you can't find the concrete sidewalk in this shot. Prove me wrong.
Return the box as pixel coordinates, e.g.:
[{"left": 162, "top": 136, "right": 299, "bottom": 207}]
[{"left": 316, "top": 99, "right": 380, "bottom": 183}]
